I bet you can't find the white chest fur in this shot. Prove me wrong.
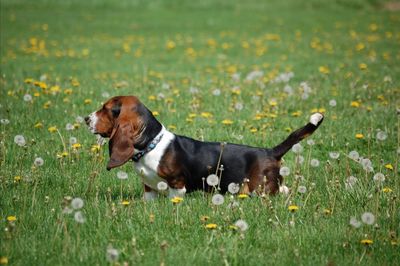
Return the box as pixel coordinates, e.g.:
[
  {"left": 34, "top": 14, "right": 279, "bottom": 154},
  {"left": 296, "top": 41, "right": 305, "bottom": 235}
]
[{"left": 132, "top": 126, "right": 175, "bottom": 192}]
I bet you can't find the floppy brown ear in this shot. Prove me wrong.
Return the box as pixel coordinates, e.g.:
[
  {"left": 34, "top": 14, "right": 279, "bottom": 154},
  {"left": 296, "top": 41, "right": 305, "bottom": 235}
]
[{"left": 107, "top": 122, "right": 135, "bottom": 170}]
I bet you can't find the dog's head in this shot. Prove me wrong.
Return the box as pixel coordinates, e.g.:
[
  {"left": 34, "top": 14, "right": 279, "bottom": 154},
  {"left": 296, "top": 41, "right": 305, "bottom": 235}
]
[{"left": 85, "top": 96, "right": 149, "bottom": 170}]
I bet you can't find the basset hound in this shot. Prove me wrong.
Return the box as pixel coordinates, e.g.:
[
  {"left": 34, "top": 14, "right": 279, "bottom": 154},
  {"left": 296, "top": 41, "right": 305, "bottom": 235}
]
[{"left": 85, "top": 96, "right": 323, "bottom": 199}]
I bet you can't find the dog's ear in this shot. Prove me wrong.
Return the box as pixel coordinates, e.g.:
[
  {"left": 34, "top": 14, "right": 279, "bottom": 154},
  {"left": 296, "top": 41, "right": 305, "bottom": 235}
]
[{"left": 107, "top": 121, "right": 135, "bottom": 170}]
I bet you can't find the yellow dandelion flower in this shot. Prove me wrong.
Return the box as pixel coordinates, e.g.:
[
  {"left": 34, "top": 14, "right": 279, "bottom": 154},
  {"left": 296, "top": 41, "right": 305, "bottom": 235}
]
[
  {"left": 152, "top": 111, "right": 159, "bottom": 116},
  {"left": 72, "top": 143, "right": 82, "bottom": 149},
  {"left": 48, "top": 126, "right": 57, "bottom": 133},
  {"left": 288, "top": 205, "right": 299, "bottom": 212},
  {"left": 148, "top": 95, "right": 156, "bottom": 101},
  {"left": 269, "top": 100, "right": 278, "bottom": 107},
  {"left": 359, "top": 63, "right": 368, "bottom": 70},
  {"left": 170, "top": 197, "right": 183, "bottom": 204},
  {"left": 250, "top": 128, "right": 258, "bottom": 133},
  {"left": 360, "top": 239, "right": 373, "bottom": 245},
  {"left": 14, "top": 176, "right": 21, "bottom": 182},
  {"left": 34, "top": 122, "right": 43, "bottom": 128},
  {"left": 369, "top": 23, "right": 378, "bottom": 31},
  {"left": 200, "top": 112, "right": 213, "bottom": 118},
  {"left": 166, "top": 40, "right": 176, "bottom": 50},
  {"left": 121, "top": 200, "right": 130, "bottom": 206},
  {"left": 33, "top": 92, "right": 40, "bottom": 97},
  {"left": 39, "top": 82, "right": 47, "bottom": 89},
  {"left": 355, "top": 43, "right": 365, "bottom": 51},
  {"left": 292, "top": 111, "right": 302, "bottom": 117},
  {"left": 84, "top": 99, "right": 92, "bottom": 105},
  {"left": 238, "top": 194, "right": 249, "bottom": 199},
  {"left": 57, "top": 151, "right": 69, "bottom": 158},
  {"left": 91, "top": 144, "right": 101, "bottom": 153},
  {"left": 43, "top": 101, "right": 51, "bottom": 109},
  {"left": 64, "top": 88, "right": 73, "bottom": 95},
  {"left": 24, "top": 78, "right": 34, "bottom": 84},
  {"left": 221, "top": 119, "right": 233, "bottom": 125},
  {"left": 168, "top": 125, "right": 177, "bottom": 130},
  {"left": 382, "top": 187, "right": 392, "bottom": 193},
  {"left": 0, "top": 256, "right": 8, "bottom": 265},
  {"left": 229, "top": 225, "right": 238, "bottom": 230},
  {"left": 350, "top": 101, "right": 360, "bottom": 107},
  {"left": 366, "top": 106, "right": 372, "bottom": 112},
  {"left": 50, "top": 85, "right": 61, "bottom": 93},
  {"left": 200, "top": 215, "right": 210, "bottom": 222},
  {"left": 319, "top": 66, "right": 330, "bottom": 74},
  {"left": 71, "top": 79, "right": 80, "bottom": 87},
  {"left": 205, "top": 223, "right": 217, "bottom": 229},
  {"left": 355, "top": 133, "right": 364, "bottom": 139},
  {"left": 385, "top": 164, "right": 393, "bottom": 170},
  {"left": 323, "top": 209, "right": 332, "bottom": 215},
  {"left": 7, "top": 216, "right": 17, "bottom": 222}
]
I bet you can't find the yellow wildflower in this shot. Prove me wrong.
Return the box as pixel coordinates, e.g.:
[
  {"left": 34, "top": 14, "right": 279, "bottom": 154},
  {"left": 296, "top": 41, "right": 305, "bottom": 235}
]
[
  {"left": 64, "top": 88, "right": 73, "bottom": 95},
  {"left": 350, "top": 101, "right": 360, "bottom": 107},
  {"left": 48, "top": 126, "right": 57, "bottom": 133},
  {"left": 34, "top": 122, "right": 43, "bottom": 128},
  {"left": 166, "top": 40, "right": 176, "bottom": 50},
  {"left": 43, "top": 101, "right": 51, "bottom": 109},
  {"left": 152, "top": 111, "right": 159, "bottom": 116},
  {"left": 292, "top": 111, "right": 302, "bottom": 117},
  {"left": 148, "top": 95, "right": 156, "bottom": 101},
  {"left": 91, "top": 144, "right": 101, "bottom": 153},
  {"left": 200, "top": 216, "right": 210, "bottom": 222},
  {"left": 57, "top": 151, "right": 69, "bottom": 158},
  {"left": 360, "top": 239, "right": 373, "bottom": 245},
  {"left": 72, "top": 143, "right": 82, "bottom": 149},
  {"left": 14, "top": 176, "right": 21, "bottom": 182},
  {"left": 385, "top": 164, "right": 393, "bottom": 170},
  {"left": 288, "top": 205, "right": 299, "bottom": 212},
  {"left": 7, "top": 216, "right": 17, "bottom": 222},
  {"left": 382, "top": 187, "right": 392, "bottom": 193},
  {"left": 359, "top": 63, "right": 368, "bottom": 70},
  {"left": 0, "top": 256, "right": 8, "bottom": 265},
  {"left": 319, "top": 66, "right": 330, "bottom": 74},
  {"left": 168, "top": 125, "right": 177, "bottom": 130},
  {"left": 84, "top": 99, "right": 92, "bottom": 104},
  {"left": 170, "top": 197, "right": 183, "bottom": 204},
  {"left": 269, "top": 100, "right": 278, "bottom": 107},
  {"left": 355, "top": 133, "right": 364, "bottom": 139},
  {"left": 121, "top": 200, "right": 130, "bottom": 206},
  {"left": 205, "top": 223, "right": 217, "bottom": 229},
  {"left": 200, "top": 112, "right": 213, "bottom": 118},
  {"left": 250, "top": 128, "right": 258, "bottom": 133},
  {"left": 221, "top": 119, "right": 233, "bottom": 125},
  {"left": 238, "top": 194, "right": 249, "bottom": 199},
  {"left": 24, "top": 78, "right": 34, "bottom": 84}
]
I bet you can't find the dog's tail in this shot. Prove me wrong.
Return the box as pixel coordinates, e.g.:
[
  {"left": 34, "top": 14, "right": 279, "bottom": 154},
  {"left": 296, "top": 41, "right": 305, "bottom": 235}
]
[{"left": 272, "top": 113, "right": 324, "bottom": 160}]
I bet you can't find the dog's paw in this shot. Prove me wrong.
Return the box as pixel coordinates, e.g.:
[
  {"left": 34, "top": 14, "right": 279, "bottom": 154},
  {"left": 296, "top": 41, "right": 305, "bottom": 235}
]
[{"left": 310, "top": 113, "right": 324, "bottom": 126}]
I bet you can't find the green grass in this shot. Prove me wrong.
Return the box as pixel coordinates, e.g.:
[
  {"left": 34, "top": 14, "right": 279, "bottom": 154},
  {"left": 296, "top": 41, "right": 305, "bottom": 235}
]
[{"left": 1, "top": 0, "right": 399, "bottom": 265}]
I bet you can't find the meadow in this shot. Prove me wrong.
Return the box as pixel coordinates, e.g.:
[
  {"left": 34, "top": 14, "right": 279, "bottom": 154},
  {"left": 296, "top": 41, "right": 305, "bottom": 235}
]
[{"left": 0, "top": 0, "right": 399, "bottom": 265}]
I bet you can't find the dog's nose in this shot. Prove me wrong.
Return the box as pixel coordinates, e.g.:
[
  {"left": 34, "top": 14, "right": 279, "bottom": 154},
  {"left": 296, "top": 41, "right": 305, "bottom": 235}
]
[{"left": 84, "top": 116, "right": 90, "bottom": 125}]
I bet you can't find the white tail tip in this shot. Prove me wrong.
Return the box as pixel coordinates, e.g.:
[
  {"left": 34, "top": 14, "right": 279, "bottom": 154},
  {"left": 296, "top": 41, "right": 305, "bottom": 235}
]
[{"left": 310, "top": 113, "right": 323, "bottom": 126}]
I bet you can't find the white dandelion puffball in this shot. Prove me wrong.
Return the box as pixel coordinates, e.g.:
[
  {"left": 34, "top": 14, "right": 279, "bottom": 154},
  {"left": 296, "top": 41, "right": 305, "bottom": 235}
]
[
  {"left": 297, "top": 185, "right": 307, "bottom": 194},
  {"left": 373, "top": 172, "right": 385, "bottom": 183},
  {"left": 295, "top": 155, "right": 305, "bottom": 164},
  {"left": 292, "top": 143, "right": 303, "bottom": 154},
  {"left": 69, "top": 137, "right": 77, "bottom": 145},
  {"left": 23, "top": 94, "right": 32, "bottom": 102},
  {"left": 307, "top": 139, "right": 315, "bottom": 146},
  {"left": 74, "top": 211, "right": 86, "bottom": 223},
  {"left": 14, "top": 135, "right": 26, "bottom": 146},
  {"left": 348, "top": 150, "right": 359, "bottom": 160},
  {"left": 228, "top": 183, "right": 240, "bottom": 194},
  {"left": 102, "top": 91, "right": 110, "bottom": 98},
  {"left": 117, "top": 171, "right": 128, "bottom": 180},
  {"left": 106, "top": 246, "right": 119, "bottom": 263},
  {"left": 349, "top": 217, "right": 362, "bottom": 228},
  {"left": 206, "top": 174, "right": 219, "bottom": 186},
  {"left": 1, "top": 118, "right": 10, "bottom": 125},
  {"left": 310, "top": 159, "right": 320, "bottom": 167},
  {"left": 34, "top": 157, "right": 44, "bottom": 167},
  {"left": 279, "top": 166, "right": 290, "bottom": 177},
  {"left": 329, "top": 99, "right": 337, "bottom": 107},
  {"left": 157, "top": 181, "right": 168, "bottom": 191},
  {"left": 71, "top": 197, "right": 84, "bottom": 209},
  {"left": 376, "top": 131, "right": 387, "bottom": 141},
  {"left": 75, "top": 116, "right": 84, "bottom": 123},
  {"left": 66, "top": 123, "right": 74, "bottom": 131},
  {"left": 345, "top": 176, "right": 358, "bottom": 190},
  {"left": 329, "top": 152, "right": 340, "bottom": 159},
  {"left": 361, "top": 158, "right": 373, "bottom": 172},
  {"left": 212, "top": 194, "right": 224, "bottom": 205},
  {"left": 212, "top": 88, "right": 221, "bottom": 96},
  {"left": 234, "top": 102, "right": 244, "bottom": 111},
  {"left": 361, "top": 212, "right": 375, "bottom": 225},
  {"left": 234, "top": 219, "right": 249, "bottom": 232}
]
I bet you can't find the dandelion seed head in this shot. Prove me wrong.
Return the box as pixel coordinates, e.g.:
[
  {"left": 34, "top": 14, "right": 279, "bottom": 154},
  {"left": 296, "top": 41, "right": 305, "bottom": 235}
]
[
  {"left": 234, "top": 102, "right": 244, "bottom": 111},
  {"left": 23, "top": 94, "right": 32, "bottom": 102},
  {"left": 279, "top": 166, "right": 290, "bottom": 177},
  {"left": 297, "top": 185, "right": 307, "bottom": 194},
  {"left": 102, "top": 91, "right": 110, "bottom": 98},
  {"left": 292, "top": 143, "right": 303, "bottom": 154},
  {"left": 361, "top": 212, "right": 375, "bottom": 225},
  {"left": 66, "top": 123, "right": 74, "bottom": 131},
  {"left": 212, "top": 194, "right": 224, "bottom": 205},
  {"left": 350, "top": 217, "right": 362, "bottom": 228},
  {"left": 212, "top": 88, "right": 221, "bottom": 96},
  {"left": 157, "top": 181, "right": 168, "bottom": 191},
  {"left": 376, "top": 131, "right": 387, "bottom": 141},
  {"left": 228, "top": 183, "right": 240, "bottom": 194},
  {"left": 206, "top": 174, "right": 219, "bottom": 186},
  {"left": 69, "top": 137, "right": 77, "bottom": 145},
  {"left": 295, "top": 155, "right": 305, "bottom": 164},
  {"left": 106, "top": 246, "right": 119, "bottom": 263},
  {"left": 74, "top": 211, "right": 85, "bottom": 223},
  {"left": 34, "top": 157, "right": 44, "bottom": 167},
  {"left": 348, "top": 150, "right": 359, "bottom": 160},
  {"left": 329, "top": 151, "right": 340, "bottom": 159},
  {"left": 310, "top": 158, "right": 320, "bottom": 167},
  {"left": 117, "top": 171, "right": 128, "bottom": 180},
  {"left": 307, "top": 139, "right": 315, "bottom": 146},
  {"left": 345, "top": 176, "right": 358, "bottom": 190},
  {"left": 14, "top": 135, "right": 26, "bottom": 146},
  {"left": 75, "top": 116, "right": 84, "bottom": 124},
  {"left": 234, "top": 219, "right": 249, "bottom": 232},
  {"left": 329, "top": 99, "right": 337, "bottom": 107},
  {"left": 373, "top": 172, "right": 385, "bottom": 183},
  {"left": 71, "top": 197, "right": 84, "bottom": 209},
  {"left": 1, "top": 118, "right": 10, "bottom": 125}
]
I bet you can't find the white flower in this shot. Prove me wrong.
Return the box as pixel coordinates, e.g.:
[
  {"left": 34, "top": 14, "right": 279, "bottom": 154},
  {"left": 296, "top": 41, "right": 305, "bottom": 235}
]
[
  {"left": 329, "top": 152, "right": 340, "bottom": 159},
  {"left": 157, "top": 181, "right": 168, "bottom": 191},
  {"left": 300, "top": 81, "right": 311, "bottom": 93},
  {"left": 307, "top": 139, "right": 315, "bottom": 146},
  {"left": 74, "top": 211, "right": 85, "bottom": 223},
  {"left": 292, "top": 143, "right": 303, "bottom": 154},
  {"left": 297, "top": 185, "right": 307, "bottom": 194},
  {"left": 117, "top": 171, "right": 128, "bottom": 180},
  {"left": 345, "top": 176, "right": 358, "bottom": 190},
  {"left": 14, "top": 135, "right": 26, "bottom": 146},
  {"left": 234, "top": 219, "right": 249, "bottom": 232},
  {"left": 106, "top": 245, "right": 119, "bottom": 263},
  {"left": 279, "top": 166, "right": 290, "bottom": 177},
  {"left": 373, "top": 172, "right": 385, "bottom": 183},
  {"left": 62, "top": 207, "right": 73, "bottom": 215},
  {"left": 295, "top": 155, "right": 304, "bottom": 164},
  {"left": 227, "top": 201, "right": 240, "bottom": 209},
  {"left": 234, "top": 102, "right": 243, "bottom": 111},
  {"left": 71, "top": 197, "right": 84, "bottom": 209},
  {"left": 1, "top": 118, "right": 10, "bottom": 125},
  {"left": 283, "top": 84, "right": 293, "bottom": 95},
  {"left": 23, "top": 94, "right": 32, "bottom": 102},
  {"left": 34, "top": 157, "right": 44, "bottom": 167},
  {"left": 206, "top": 174, "right": 219, "bottom": 186},
  {"left": 361, "top": 158, "right": 373, "bottom": 172},
  {"left": 228, "top": 183, "right": 240, "bottom": 194},
  {"left": 102, "top": 91, "right": 110, "bottom": 98},
  {"left": 361, "top": 212, "right": 375, "bottom": 225},
  {"left": 189, "top": 86, "right": 199, "bottom": 94},
  {"left": 301, "top": 93, "right": 309, "bottom": 100},
  {"left": 348, "top": 150, "right": 359, "bottom": 160},
  {"left": 69, "top": 137, "right": 77, "bottom": 145},
  {"left": 329, "top": 99, "right": 337, "bottom": 107},
  {"left": 349, "top": 217, "right": 362, "bottom": 228},
  {"left": 211, "top": 194, "right": 224, "bottom": 205},
  {"left": 246, "top": 70, "right": 263, "bottom": 81},
  {"left": 75, "top": 116, "right": 84, "bottom": 123},
  {"left": 376, "top": 131, "right": 387, "bottom": 141},
  {"left": 310, "top": 159, "right": 320, "bottom": 167},
  {"left": 232, "top": 73, "right": 241, "bottom": 82},
  {"left": 66, "top": 123, "right": 74, "bottom": 131},
  {"left": 212, "top": 88, "right": 221, "bottom": 96}
]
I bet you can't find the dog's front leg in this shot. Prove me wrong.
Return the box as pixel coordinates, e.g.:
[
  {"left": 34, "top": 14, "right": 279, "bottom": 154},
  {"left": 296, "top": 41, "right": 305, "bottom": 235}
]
[{"left": 144, "top": 184, "right": 159, "bottom": 201}]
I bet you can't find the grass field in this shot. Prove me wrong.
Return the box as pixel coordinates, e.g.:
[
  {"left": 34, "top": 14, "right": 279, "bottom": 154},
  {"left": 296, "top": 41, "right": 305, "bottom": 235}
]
[{"left": 1, "top": 0, "right": 399, "bottom": 265}]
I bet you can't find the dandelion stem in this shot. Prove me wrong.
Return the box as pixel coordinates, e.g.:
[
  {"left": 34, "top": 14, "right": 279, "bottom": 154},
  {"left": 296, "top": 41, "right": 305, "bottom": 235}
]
[{"left": 56, "top": 129, "right": 67, "bottom": 152}]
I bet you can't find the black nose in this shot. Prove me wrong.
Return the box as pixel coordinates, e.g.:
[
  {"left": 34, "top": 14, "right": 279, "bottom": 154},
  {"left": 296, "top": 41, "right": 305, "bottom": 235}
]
[{"left": 84, "top": 116, "right": 90, "bottom": 124}]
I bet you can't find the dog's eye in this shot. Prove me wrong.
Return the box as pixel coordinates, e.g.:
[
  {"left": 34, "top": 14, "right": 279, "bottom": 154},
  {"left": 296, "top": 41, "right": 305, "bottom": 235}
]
[{"left": 111, "top": 105, "right": 121, "bottom": 117}]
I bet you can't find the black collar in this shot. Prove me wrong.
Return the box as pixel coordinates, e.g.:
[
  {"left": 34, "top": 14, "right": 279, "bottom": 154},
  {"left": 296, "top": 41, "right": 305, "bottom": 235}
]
[{"left": 132, "top": 132, "right": 164, "bottom": 162}]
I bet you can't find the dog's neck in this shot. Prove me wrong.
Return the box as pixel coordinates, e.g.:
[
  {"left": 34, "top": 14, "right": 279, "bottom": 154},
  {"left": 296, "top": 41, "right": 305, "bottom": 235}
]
[{"left": 134, "top": 104, "right": 163, "bottom": 150}]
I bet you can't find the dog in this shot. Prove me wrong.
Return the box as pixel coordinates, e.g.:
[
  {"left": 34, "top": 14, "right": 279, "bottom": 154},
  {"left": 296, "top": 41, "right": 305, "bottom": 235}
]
[{"left": 85, "top": 96, "right": 323, "bottom": 199}]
